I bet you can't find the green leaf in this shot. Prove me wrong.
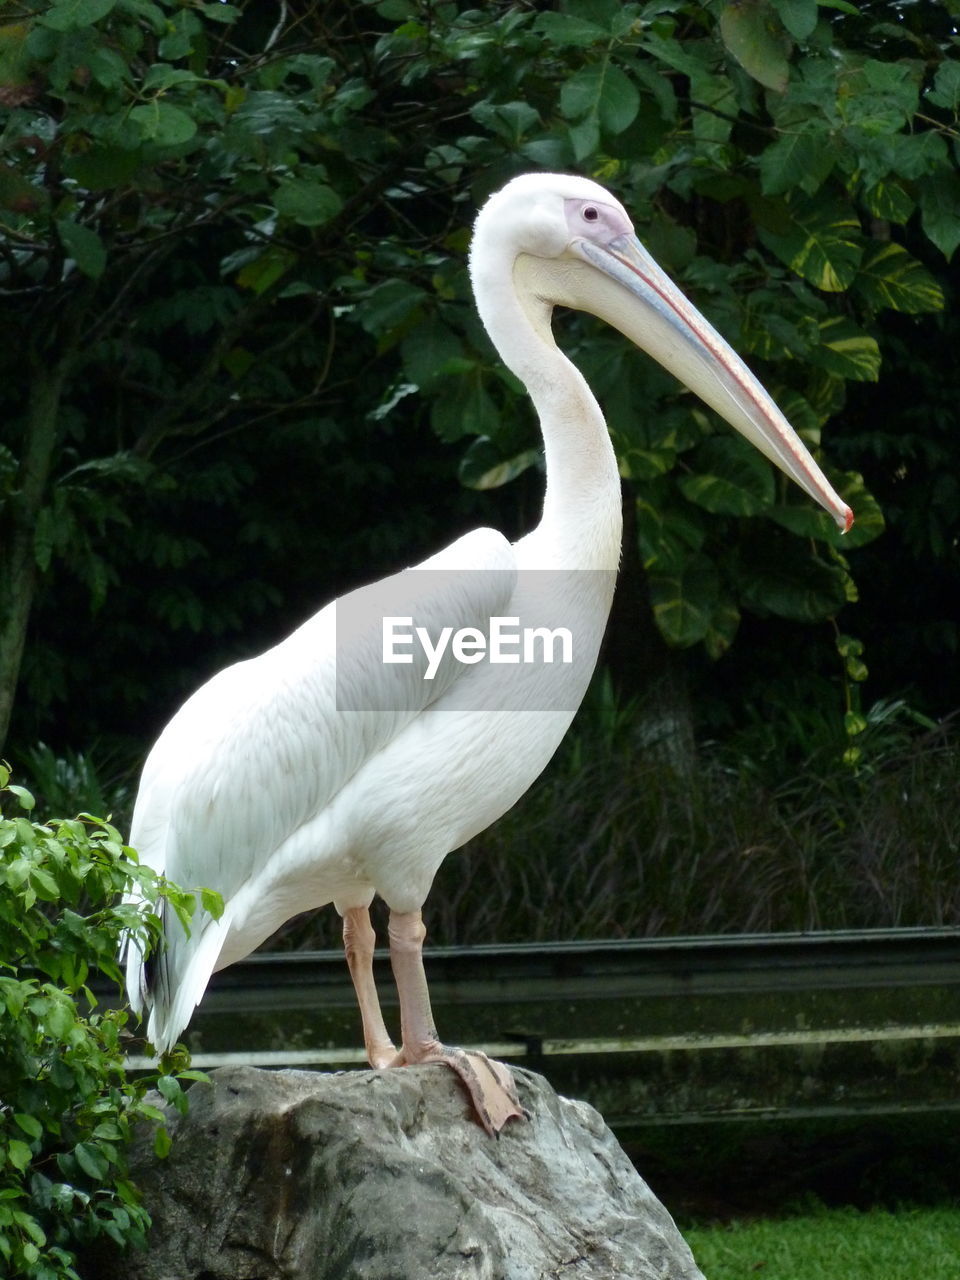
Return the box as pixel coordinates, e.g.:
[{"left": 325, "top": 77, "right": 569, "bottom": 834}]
[
  {"left": 617, "top": 447, "right": 677, "bottom": 481},
  {"left": 639, "top": 33, "right": 716, "bottom": 80},
  {"left": 401, "top": 319, "right": 464, "bottom": 390},
  {"left": 689, "top": 68, "right": 736, "bottom": 147},
  {"left": 811, "top": 316, "right": 881, "bottom": 382},
  {"left": 739, "top": 544, "right": 847, "bottom": 621},
  {"left": 157, "top": 8, "right": 202, "bottom": 59},
  {"left": 678, "top": 436, "right": 775, "bottom": 516},
  {"left": 234, "top": 247, "right": 296, "bottom": 296},
  {"left": 156, "top": 1074, "right": 183, "bottom": 1103},
  {"left": 74, "top": 1141, "right": 109, "bottom": 1180},
  {"left": 919, "top": 171, "right": 960, "bottom": 262},
  {"left": 129, "top": 102, "right": 198, "bottom": 147},
  {"left": 805, "top": 370, "right": 846, "bottom": 425},
  {"left": 883, "top": 131, "right": 949, "bottom": 187},
  {"left": 199, "top": 887, "right": 224, "bottom": 919},
  {"left": 835, "top": 632, "right": 862, "bottom": 659},
  {"left": 470, "top": 101, "right": 541, "bottom": 144},
  {"left": 430, "top": 375, "right": 499, "bottom": 443},
  {"left": 39, "top": 0, "right": 117, "bottom": 31},
  {"left": 759, "top": 128, "right": 833, "bottom": 196},
  {"left": 632, "top": 59, "right": 678, "bottom": 123},
  {"left": 43, "top": 996, "right": 76, "bottom": 1040},
  {"left": 635, "top": 489, "right": 708, "bottom": 572},
  {"left": 200, "top": 2, "right": 240, "bottom": 23},
  {"left": 0, "top": 977, "right": 30, "bottom": 1017},
  {"left": 533, "top": 11, "right": 610, "bottom": 45},
  {"left": 457, "top": 437, "right": 541, "bottom": 490},
  {"left": 845, "top": 656, "right": 868, "bottom": 682},
  {"left": 926, "top": 58, "right": 960, "bottom": 112},
  {"left": 85, "top": 43, "right": 129, "bottom": 89},
  {"left": 854, "top": 242, "right": 944, "bottom": 315},
  {"left": 845, "top": 710, "right": 868, "bottom": 735},
  {"left": 6, "top": 1140, "right": 32, "bottom": 1172},
  {"left": 567, "top": 118, "right": 600, "bottom": 162},
  {"left": 770, "top": 0, "right": 817, "bottom": 40},
  {"left": 19, "top": 1212, "right": 48, "bottom": 1247},
  {"left": 719, "top": 0, "right": 791, "bottom": 94},
  {"left": 153, "top": 1126, "right": 172, "bottom": 1159},
  {"left": 649, "top": 553, "right": 720, "bottom": 647},
  {"left": 14, "top": 1114, "right": 43, "bottom": 1141},
  {"left": 861, "top": 181, "right": 914, "bottom": 226},
  {"left": 56, "top": 219, "right": 107, "bottom": 280},
  {"left": 518, "top": 137, "right": 570, "bottom": 169},
  {"left": 142, "top": 64, "right": 200, "bottom": 92},
  {"left": 353, "top": 280, "right": 426, "bottom": 337},
  {"left": 29, "top": 864, "right": 60, "bottom": 899},
  {"left": 273, "top": 179, "right": 342, "bottom": 227},
  {"left": 559, "top": 62, "right": 640, "bottom": 135},
  {"left": 758, "top": 195, "right": 863, "bottom": 292},
  {"left": 6, "top": 784, "right": 35, "bottom": 811},
  {"left": 0, "top": 21, "right": 33, "bottom": 89},
  {"left": 845, "top": 57, "right": 922, "bottom": 135}
]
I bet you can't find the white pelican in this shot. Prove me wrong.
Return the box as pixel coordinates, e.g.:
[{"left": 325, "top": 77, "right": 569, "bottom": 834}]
[{"left": 124, "top": 173, "right": 852, "bottom": 1134}]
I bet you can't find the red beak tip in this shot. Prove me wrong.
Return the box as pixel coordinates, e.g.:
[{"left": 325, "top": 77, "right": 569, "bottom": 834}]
[{"left": 842, "top": 506, "right": 854, "bottom": 534}]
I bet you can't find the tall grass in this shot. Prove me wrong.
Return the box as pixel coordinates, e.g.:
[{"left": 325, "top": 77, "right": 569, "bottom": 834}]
[
  {"left": 16, "top": 695, "right": 959, "bottom": 950},
  {"left": 269, "top": 695, "right": 960, "bottom": 949},
  {"left": 424, "top": 702, "right": 960, "bottom": 945}
]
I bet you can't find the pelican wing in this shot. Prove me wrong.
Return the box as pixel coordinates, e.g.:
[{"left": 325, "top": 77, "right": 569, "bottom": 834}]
[{"left": 126, "top": 526, "right": 517, "bottom": 1040}]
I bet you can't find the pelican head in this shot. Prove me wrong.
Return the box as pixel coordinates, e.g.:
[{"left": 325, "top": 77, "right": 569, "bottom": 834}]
[{"left": 471, "top": 173, "right": 853, "bottom": 533}]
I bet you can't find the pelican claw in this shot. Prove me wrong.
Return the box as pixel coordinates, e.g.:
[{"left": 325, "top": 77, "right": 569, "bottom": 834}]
[{"left": 413, "top": 1046, "right": 527, "bottom": 1136}]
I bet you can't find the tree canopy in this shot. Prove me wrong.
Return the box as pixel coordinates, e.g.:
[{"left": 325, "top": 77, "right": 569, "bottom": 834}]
[{"left": 1, "top": 0, "right": 958, "bottom": 770}]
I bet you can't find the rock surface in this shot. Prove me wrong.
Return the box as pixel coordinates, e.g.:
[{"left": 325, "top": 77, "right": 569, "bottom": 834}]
[{"left": 86, "top": 1064, "right": 704, "bottom": 1280}]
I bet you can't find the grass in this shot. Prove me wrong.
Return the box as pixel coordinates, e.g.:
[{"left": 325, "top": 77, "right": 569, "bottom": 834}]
[
  {"left": 263, "top": 692, "right": 960, "bottom": 949},
  {"left": 434, "top": 696, "right": 960, "bottom": 945},
  {"left": 15, "top": 688, "right": 960, "bottom": 950},
  {"left": 684, "top": 1205, "right": 960, "bottom": 1280}
]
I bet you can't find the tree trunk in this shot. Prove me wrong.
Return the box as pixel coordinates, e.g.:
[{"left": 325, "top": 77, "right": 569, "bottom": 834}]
[{"left": 0, "top": 360, "right": 68, "bottom": 756}]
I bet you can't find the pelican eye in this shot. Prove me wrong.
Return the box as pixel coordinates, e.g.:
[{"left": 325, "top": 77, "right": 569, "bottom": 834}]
[{"left": 582, "top": 205, "right": 600, "bottom": 222}]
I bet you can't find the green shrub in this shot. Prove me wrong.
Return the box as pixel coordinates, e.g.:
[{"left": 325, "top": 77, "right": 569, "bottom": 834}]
[{"left": 0, "top": 765, "right": 203, "bottom": 1279}]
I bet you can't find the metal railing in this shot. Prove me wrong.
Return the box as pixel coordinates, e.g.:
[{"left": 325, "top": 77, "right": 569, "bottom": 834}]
[{"left": 125, "top": 927, "right": 960, "bottom": 1130}]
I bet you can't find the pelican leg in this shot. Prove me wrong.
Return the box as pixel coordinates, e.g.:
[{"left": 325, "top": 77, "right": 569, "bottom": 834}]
[
  {"left": 342, "top": 906, "right": 396, "bottom": 1069},
  {"left": 387, "top": 908, "right": 526, "bottom": 1136}
]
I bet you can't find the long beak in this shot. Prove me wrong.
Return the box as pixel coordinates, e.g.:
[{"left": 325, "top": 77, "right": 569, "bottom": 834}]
[{"left": 569, "top": 233, "right": 853, "bottom": 533}]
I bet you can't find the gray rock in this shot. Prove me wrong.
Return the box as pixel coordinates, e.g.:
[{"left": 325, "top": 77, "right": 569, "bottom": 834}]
[{"left": 87, "top": 1065, "right": 704, "bottom": 1280}]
